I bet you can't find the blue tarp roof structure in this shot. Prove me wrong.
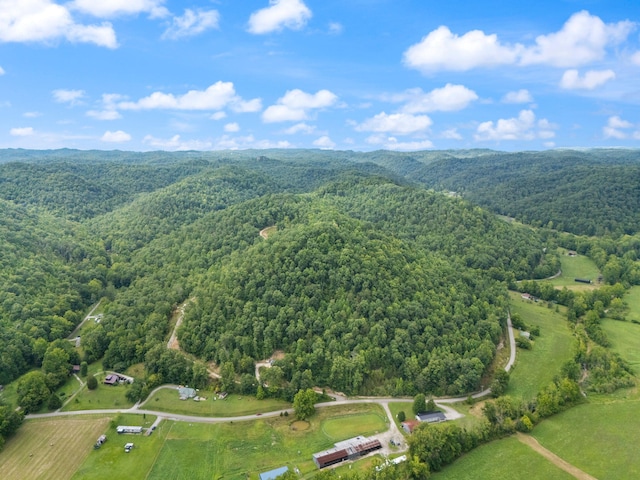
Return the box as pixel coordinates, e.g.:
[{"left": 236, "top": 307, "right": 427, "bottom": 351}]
[{"left": 259, "top": 466, "right": 289, "bottom": 480}]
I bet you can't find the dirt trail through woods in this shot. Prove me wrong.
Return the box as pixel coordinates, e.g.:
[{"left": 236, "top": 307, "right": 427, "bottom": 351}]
[{"left": 516, "top": 433, "right": 598, "bottom": 480}]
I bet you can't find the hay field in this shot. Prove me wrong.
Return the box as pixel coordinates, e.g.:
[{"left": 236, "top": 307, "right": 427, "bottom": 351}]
[{"left": 0, "top": 417, "right": 110, "bottom": 480}]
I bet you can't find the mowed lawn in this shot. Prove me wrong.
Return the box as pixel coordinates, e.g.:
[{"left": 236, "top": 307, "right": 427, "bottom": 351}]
[
  {"left": 550, "top": 252, "right": 600, "bottom": 290},
  {"left": 601, "top": 318, "right": 640, "bottom": 374},
  {"left": 146, "top": 403, "right": 387, "bottom": 480},
  {"left": 321, "top": 412, "right": 387, "bottom": 440},
  {"left": 64, "top": 403, "right": 386, "bottom": 479},
  {"left": 62, "top": 381, "right": 134, "bottom": 412},
  {"left": 532, "top": 395, "right": 640, "bottom": 480},
  {"left": 0, "top": 417, "right": 110, "bottom": 480},
  {"left": 507, "top": 292, "right": 575, "bottom": 400},
  {"left": 431, "top": 436, "right": 574, "bottom": 480},
  {"left": 142, "top": 387, "right": 290, "bottom": 416}
]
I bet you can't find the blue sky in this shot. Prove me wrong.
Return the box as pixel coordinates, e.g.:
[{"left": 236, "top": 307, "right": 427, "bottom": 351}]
[{"left": 1, "top": 0, "right": 639, "bottom": 151}]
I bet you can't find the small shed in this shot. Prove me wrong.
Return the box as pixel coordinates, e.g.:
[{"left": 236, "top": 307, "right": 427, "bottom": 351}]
[
  {"left": 72, "top": 365, "right": 81, "bottom": 374},
  {"left": 104, "top": 374, "right": 118, "bottom": 385},
  {"left": 401, "top": 420, "right": 421, "bottom": 434},
  {"left": 259, "top": 466, "right": 289, "bottom": 480}
]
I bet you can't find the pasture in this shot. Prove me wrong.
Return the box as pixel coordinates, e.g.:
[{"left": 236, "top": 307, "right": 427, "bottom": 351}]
[
  {"left": 549, "top": 251, "right": 600, "bottom": 290},
  {"left": 507, "top": 292, "right": 575, "bottom": 400},
  {"left": 601, "top": 318, "right": 640, "bottom": 374},
  {"left": 431, "top": 435, "right": 574, "bottom": 480},
  {"left": 142, "top": 387, "right": 290, "bottom": 416},
  {"left": 532, "top": 394, "right": 640, "bottom": 479},
  {"left": 622, "top": 286, "right": 640, "bottom": 322},
  {"left": 67, "top": 403, "right": 386, "bottom": 479},
  {"left": 321, "top": 412, "right": 387, "bottom": 440},
  {"left": 0, "top": 416, "right": 110, "bottom": 480}
]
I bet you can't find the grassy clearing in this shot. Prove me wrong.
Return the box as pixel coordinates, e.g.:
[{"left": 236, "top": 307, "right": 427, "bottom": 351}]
[
  {"left": 532, "top": 394, "right": 640, "bottom": 480},
  {"left": 71, "top": 414, "right": 160, "bottom": 480},
  {"left": 142, "top": 387, "right": 290, "bottom": 417},
  {"left": 321, "top": 412, "right": 387, "bottom": 440},
  {"left": 550, "top": 251, "right": 600, "bottom": 290},
  {"left": 431, "top": 436, "right": 574, "bottom": 480},
  {"left": 62, "top": 379, "right": 134, "bottom": 412},
  {"left": 507, "top": 292, "right": 575, "bottom": 400},
  {"left": 0, "top": 416, "right": 110, "bottom": 480},
  {"left": 601, "top": 318, "right": 640, "bottom": 374},
  {"left": 387, "top": 402, "right": 411, "bottom": 433},
  {"left": 70, "top": 403, "right": 387, "bottom": 479},
  {"left": 623, "top": 286, "right": 640, "bottom": 322}
]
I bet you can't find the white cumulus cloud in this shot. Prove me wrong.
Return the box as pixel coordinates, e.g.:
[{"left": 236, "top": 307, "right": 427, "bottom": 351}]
[
  {"left": 224, "top": 122, "right": 240, "bottom": 133},
  {"left": 632, "top": 51, "right": 640, "bottom": 65},
  {"left": 284, "top": 123, "right": 316, "bottom": 134},
  {"left": 0, "top": 66, "right": 5, "bottom": 75},
  {"left": 502, "top": 89, "right": 533, "bottom": 104},
  {"left": 396, "top": 84, "right": 478, "bottom": 113},
  {"left": 248, "top": 0, "right": 312, "bottom": 34},
  {"left": 313, "top": 136, "right": 335, "bottom": 149},
  {"left": 101, "top": 130, "right": 131, "bottom": 142},
  {"left": 143, "top": 134, "right": 212, "bottom": 151},
  {"left": 520, "top": 11, "right": 634, "bottom": 67},
  {"left": 603, "top": 115, "right": 637, "bottom": 139},
  {"left": 162, "top": 9, "right": 219, "bottom": 40},
  {"left": 53, "top": 89, "right": 85, "bottom": 105},
  {"left": 560, "top": 69, "right": 616, "bottom": 90},
  {"left": 367, "top": 135, "right": 434, "bottom": 151},
  {"left": 118, "top": 82, "right": 259, "bottom": 112},
  {"left": 71, "top": 0, "right": 168, "bottom": 18},
  {"left": 10, "top": 127, "right": 34, "bottom": 136},
  {"left": 0, "top": 0, "right": 117, "bottom": 48},
  {"left": 475, "top": 110, "right": 556, "bottom": 141},
  {"left": 404, "top": 11, "right": 634, "bottom": 73},
  {"left": 262, "top": 89, "right": 337, "bottom": 123},
  {"left": 356, "top": 112, "right": 432, "bottom": 135},
  {"left": 403, "top": 25, "right": 520, "bottom": 72}
]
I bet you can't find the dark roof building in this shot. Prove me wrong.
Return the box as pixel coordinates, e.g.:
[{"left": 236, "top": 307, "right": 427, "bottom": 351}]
[
  {"left": 416, "top": 411, "right": 447, "bottom": 423},
  {"left": 313, "top": 436, "right": 382, "bottom": 469},
  {"left": 104, "top": 374, "right": 118, "bottom": 385}
]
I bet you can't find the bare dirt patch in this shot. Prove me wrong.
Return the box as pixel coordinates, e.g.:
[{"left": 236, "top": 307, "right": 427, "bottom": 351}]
[
  {"left": 290, "top": 420, "right": 310, "bottom": 431},
  {"left": 259, "top": 226, "right": 277, "bottom": 239},
  {"left": 0, "top": 417, "right": 110, "bottom": 480}
]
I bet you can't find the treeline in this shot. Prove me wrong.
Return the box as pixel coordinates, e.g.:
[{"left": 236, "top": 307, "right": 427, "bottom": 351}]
[{"left": 409, "top": 149, "right": 640, "bottom": 237}]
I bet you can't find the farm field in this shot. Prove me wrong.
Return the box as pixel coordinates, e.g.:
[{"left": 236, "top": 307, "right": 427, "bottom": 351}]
[
  {"left": 506, "top": 292, "right": 575, "bottom": 400},
  {"left": 67, "top": 403, "right": 386, "bottom": 479},
  {"left": 430, "top": 435, "right": 574, "bottom": 480},
  {"left": 550, "top": 251, "right": 600, "bottom": 290},
  {"left": 601, "top": 318, "right": 640, "bottom": 374},
  {"left": 531, "top": 392, "right": 640, "bottom": 480},
  {"left": 142, "top": 387, "right": 290, "bottom": 416},
  {"left": 321, "top": 412, "right": 387, "bottom": 440},
  {"left": 0, "top": 416, "right": 110, "bottom": 480}
]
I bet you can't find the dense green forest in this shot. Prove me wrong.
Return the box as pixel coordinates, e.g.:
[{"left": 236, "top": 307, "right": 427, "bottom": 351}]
[{"left": 1, "top": 148, "right": 640, "bottom": 455}]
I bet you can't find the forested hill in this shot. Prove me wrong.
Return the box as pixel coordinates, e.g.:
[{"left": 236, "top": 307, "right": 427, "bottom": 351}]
[
  {"left": 406, "top": 149, "right": 640, "bottom": 237},
  {"left": 0, "top": 148, "right": 561, "bottom": 394}
]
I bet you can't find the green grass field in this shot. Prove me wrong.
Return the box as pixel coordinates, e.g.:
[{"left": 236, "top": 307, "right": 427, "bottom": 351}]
[
  {"left": 601, "top": 318, "right": 640, "bottom": 374},
  {"left": 431, "top": 436, "right": 574, "bottom": 480},
  {"left": 623, "top": 286, "right": 640, "bottom": 322},
  {"left": 507, "top": 292, "right": 575, "bottom": 400},
  {"left": 62, "top": 379, "right": 135, "bottom": 412},
  {"left": 321, "top": 412, "right": 387, "bottom": 440},
  {"left": 550, "top": 251, "right": 600, "bottom": 290},
  {"left": 0, "top": 416, "right": 111, "bottom": 480},
  {"left": 142, "top": 387, "right": 290, "bottom": 416},
  {"left": 531, "top": 393, "right": 640, "bottom": 479},
  {"left": 66, "top": 403, "right": 387, "bottom": 479}
]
